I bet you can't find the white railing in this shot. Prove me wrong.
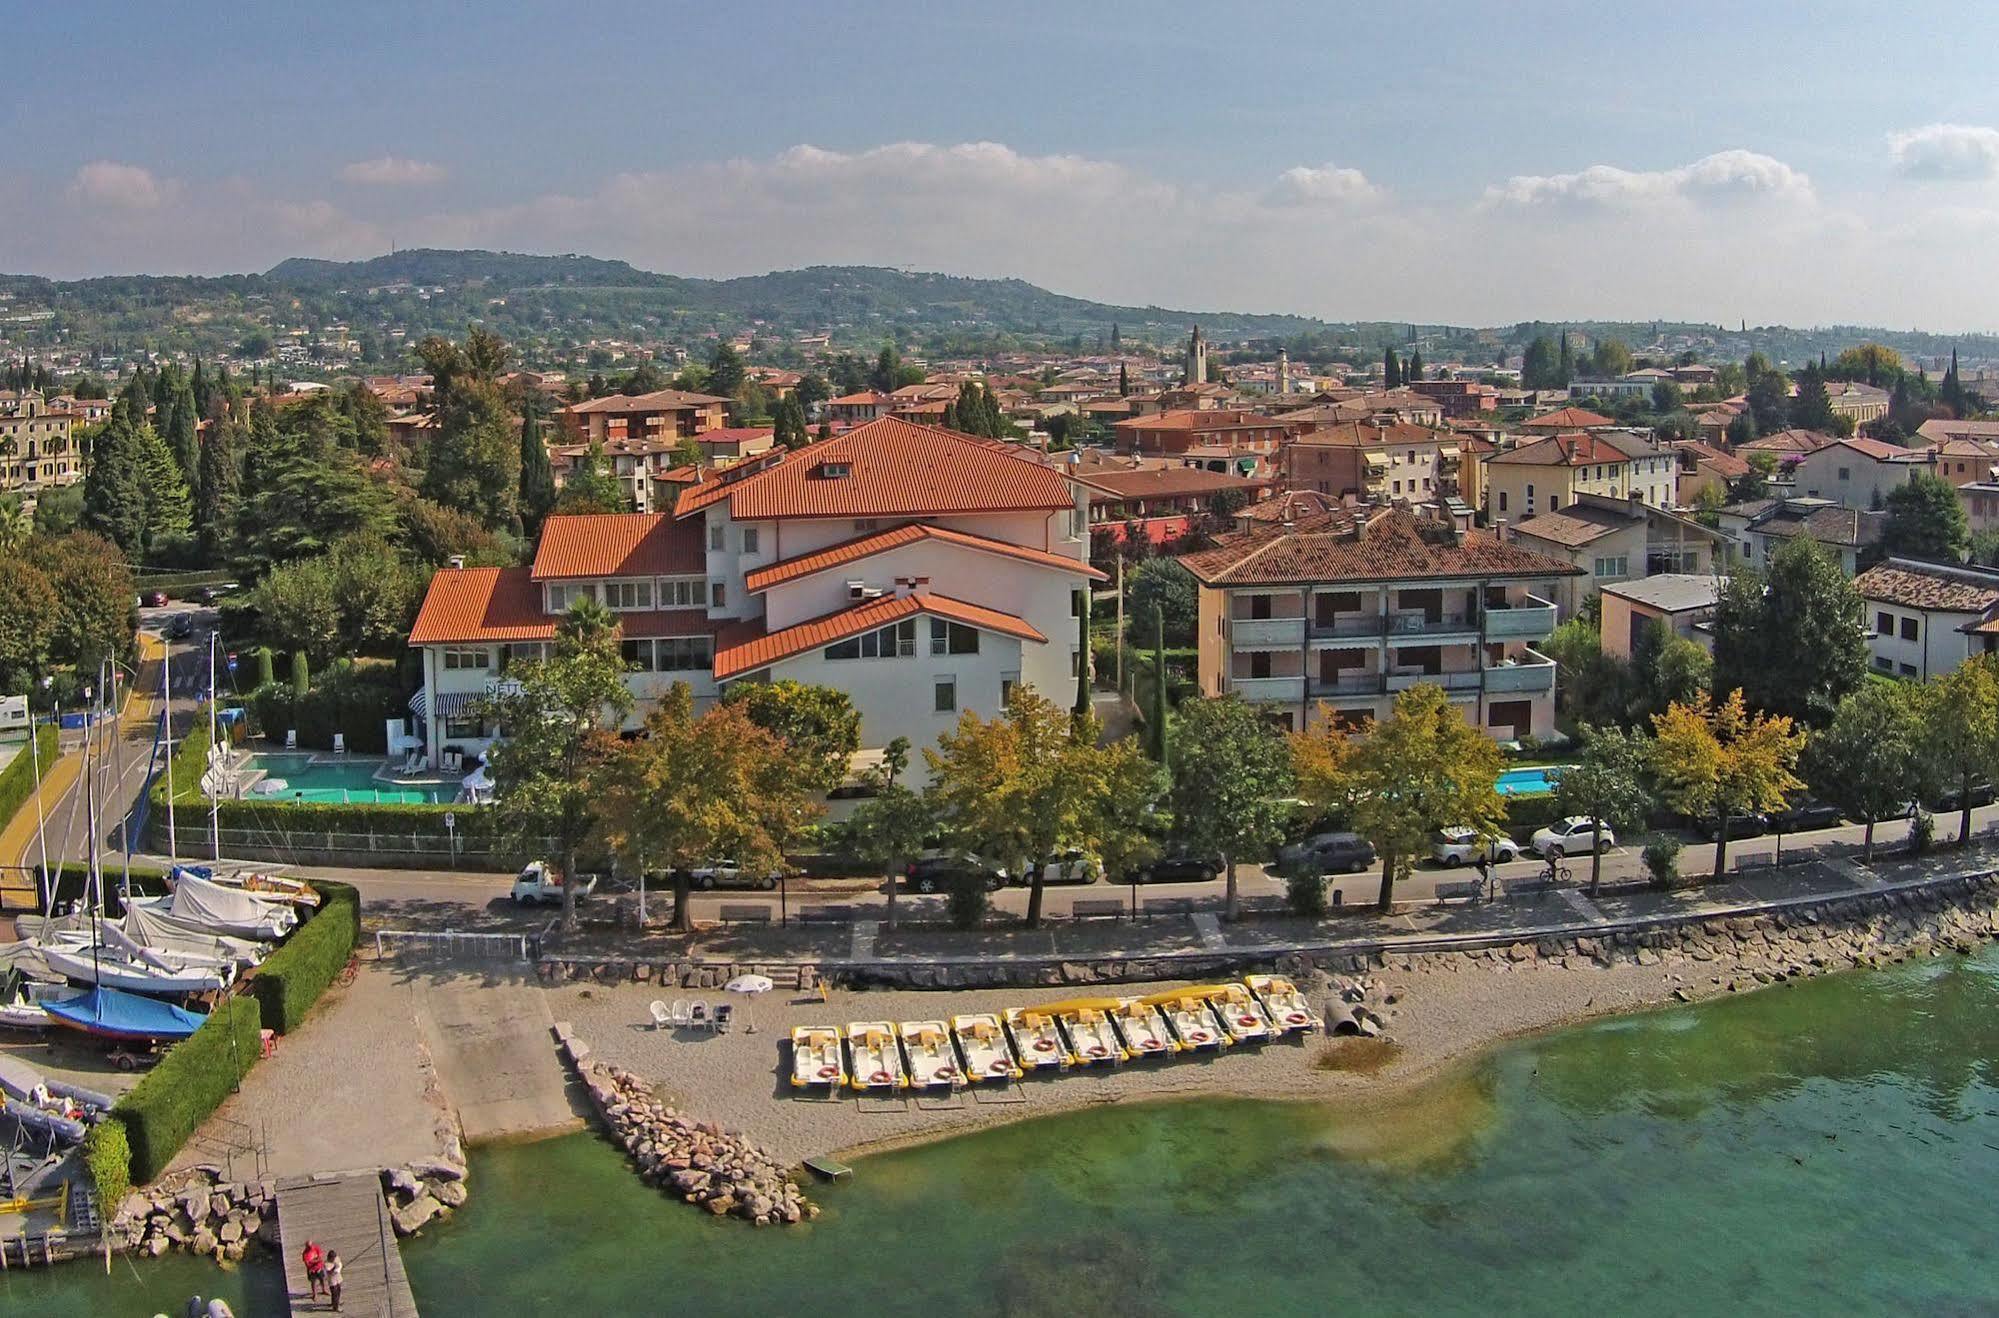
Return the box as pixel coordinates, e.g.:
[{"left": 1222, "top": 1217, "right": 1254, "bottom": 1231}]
[
  {"left": 1230, "top": 616, "right": 1306, "bottom": 648},
  {"left": 1485, "top": 649, "right": 1557, "bottom": 693},
  {"left": 1484, "top": 594, "right": 1559, "bottom": 640},
  {"left": 1229, "top": 675, "right": 1306, "bottom": 703},
  {"left": 375, "top": 929, "right": 532, "bottom": 960}
]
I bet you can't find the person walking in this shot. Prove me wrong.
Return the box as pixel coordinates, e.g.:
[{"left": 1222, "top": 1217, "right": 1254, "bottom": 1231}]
[
  {"left": 325, "top": 1248, "right": 344, "bottom": 1312},
  {"left": 301, "top": 1239, "right": 326, "bottom": 1301}
]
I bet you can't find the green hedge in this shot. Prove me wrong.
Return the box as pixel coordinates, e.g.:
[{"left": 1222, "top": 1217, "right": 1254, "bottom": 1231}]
[
  {"left": 1499, "top": 792, "right": 1566, "bottom": 837},
  {"left": 0, "top": 723, "right": 59, "bottom": 836},
  {"left": 83, "top": 1118, "right": 131, "bottom": 1215},
  {"left": 35, "top": 862, "right": 170, "bottom": 915},
  {"left": 113, "top": 995, "right": 263, "bottom": 1184},
  {"left": 251, "top": 881, "right": 360, "bottom": 1034}
]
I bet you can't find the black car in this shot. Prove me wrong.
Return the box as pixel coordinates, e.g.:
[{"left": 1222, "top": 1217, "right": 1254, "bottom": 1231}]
[
  {"left": 1122, "top": 851, "right": 1223, "bottom": 885},
  {"left": 1277, "top": 831, "right": 1377, "bottom": 875},
  {"left": 1699, "top": 813, "right": 1768, "bottom": 842},
  {"left": 1769, "top": 798, "right": 1843, "bottom": 833},
  {"left": 903, "top": 854, "right": 1006, "bottom": 894},
  {"left": 1929, "top": 780, "right": 1997, "bottom": 813}
]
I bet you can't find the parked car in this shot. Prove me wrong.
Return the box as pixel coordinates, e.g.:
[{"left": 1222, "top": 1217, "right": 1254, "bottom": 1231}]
[
  {"left": 1122, "top": 850, "right": 1223, "bottom": 885},
  {"left": 511, "top": 861, "right": 599, "bottom": 906},
  {"left": 197, "top": 583, "right": 239, "bottom": 604},
  {"left": 1530, "top": 817, "right": 1615, "bottom": 859},
  {"left": 141, "top": 590, "right": 169, "bottom": 608},
  {"left": 1277, "top": 831, "right": 1377, "bottom": 875},
  {"left": 1430, "top": 827, "right": 1521, "bottom": 867},
  {"left": 903, "top": 853, "right": 1007, "bottom": 894},
  {"left": 681, "top": 859, "right": 779, "bottom": 891},
  {"left": 164, "top": 614, "right": 193, "bottom": 640},
  {"left": 1769, "top": 798, "right": 1843, "bottom": 833},
  {"left": 1698, "top": 813, "right": 1769, "bottom": 842},
  {"left": 1010, "top": 849, "right": 1103, "bottom": 887},
  {"left": 1928, "top": 780, "right": 1997, "bottom": 813}
]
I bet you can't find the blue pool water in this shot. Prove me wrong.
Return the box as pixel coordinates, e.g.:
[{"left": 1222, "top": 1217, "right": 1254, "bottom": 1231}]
[
  {"left": 244, "top": 753, "right": 450, "bottom": 804},
  {"left": 1497, "top": 765, "right": 1560, "bottom": 796}
]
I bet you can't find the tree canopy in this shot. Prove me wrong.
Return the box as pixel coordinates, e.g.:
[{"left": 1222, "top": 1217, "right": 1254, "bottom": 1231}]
[
  {"left": 1649, "top": 689, "right": 1804, "bottom": 879},
  {"left": 1800, "top": 681, "right": 1925, "bottom": 861},
  {"left": 1349, "top": 685, "right": 1506, "bottom": 910},
  {"left": 1878, "top": 471, "right": 1970, "bottom": 564},
  {"left": 1711, "top": 542, "right": 1866, "bottom": 727},
  {"left": 1170, "top": 696, "right": 1296, "bottom": 920},
  {"left": 720, "top": 680, "right": 861, "bottom": 794}
]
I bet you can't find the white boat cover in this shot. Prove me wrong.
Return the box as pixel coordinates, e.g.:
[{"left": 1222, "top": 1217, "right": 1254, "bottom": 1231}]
[
  {"left": 0, "top": 941, "right": 63, "bottom": 982},
  {"left": 122, "top": 903, "right": 266, "bottom": 966},
  {"left": 41, "top": 943, "right": 230, "bottom": 994},
  {"left": 142, "top": 874, "right": 295, "bottom": 940}
]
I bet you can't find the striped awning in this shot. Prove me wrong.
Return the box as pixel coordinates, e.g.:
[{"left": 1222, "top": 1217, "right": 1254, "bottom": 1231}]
[{"left": 408, "top": 689, "right": 480, "bottom": 720}]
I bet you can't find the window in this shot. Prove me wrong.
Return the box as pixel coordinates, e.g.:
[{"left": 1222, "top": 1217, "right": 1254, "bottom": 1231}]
[
  {"left": 1876, "top": 611, "right": 1893, "bottom": 636},
  {"left": 1071, "top": 589, "right": 1085, "bottom": 617},
  {"left": 934, "top": 678, "right": 957, "bottom": 713},
  {"left": 1249, "top": 652, "right": 1273, "bottom": 679},
  {"left": 658, "top": 636, "right": 713, "bottom": 671},
  {"left": 1000, "top": 677, "right": 1018, "bottom": 707},
  {"left": 740, "top": 527, "right": 760, "bottom": 555},
  {"left": 604, "top": 579, "right": 654, "bottom": 611},
  {"left": 1549, "top": 494, "right": 1561, "bottom": 510},
  {"left": 444, "top": 715, "right": 484, "bottom": 740},
  {"left": 825, "top": 618, "right": 915, "bottom": 660},
  {"left": 1068, "top": 507, "right": 1087, "bottom": 538},
  {"left": 711, "top": 582, "right": 726, "bottom": 609},
  {"left": 622, "top": 638, "right": 656, "bottom": 671},
  {"left": 1250, "top": 594, "right": 1273, "bottom": 620},
  {"left": 931, "top": 619, "right": 980, "bottom": 655},
  {"left": 854, "top": 519, "right": 880, "bottom": 533},
  {"left": 708, "top": 522, "right": 725, "bottom": 551},
  {"left": 1392, "top": 480, "right": 1402, "bottom": 495},
  {"left": 1874, "top": 655, "right": 1893, "bottom": 671},
  {"left": 546, "top": 584, "right": 570, "bottom": 612},
  {"left": 1899, "top": 662, "right": 1918, "bottom": 677},
  {"left": 658, "top": 577, "right": 703, "bottom": 608},
  {"left": 505, "top": 643, "right": 547, "bottom": 667},
  {"left": 442, "top": 648, "right": 490, "bottom": 671},
  {"left": 1591, "top": 555, "right": 1629, "bottom": 579},
  {"left": 1498, "top": 492, "right": 1509, "bottom": 513},
  {"left": 1838, "top": 467, "right": 1851, "bottom": 481},
  {"left": 1900, "top": 617, "right": 1918, "bottom": 642}
]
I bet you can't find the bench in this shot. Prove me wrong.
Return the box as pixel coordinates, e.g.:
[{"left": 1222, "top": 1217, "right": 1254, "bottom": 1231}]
[
  {"left": 1502, "top": 879, "right": 1554, "bottom": 901},
  {"left": 1070, "top": 898, "right": 1126, "bottom": 921},
  {"left": 1435, "top": 880, "right": 1484, "bottom": 902},
  {"left": 797, "top": 905, "right": 856, "bottom": 924},
  {"left": 1144, "top": 896, "right": 1203, "bottom": 918},
  {"left": 717, "top": 903, "right": 773, "bottom": 925}
]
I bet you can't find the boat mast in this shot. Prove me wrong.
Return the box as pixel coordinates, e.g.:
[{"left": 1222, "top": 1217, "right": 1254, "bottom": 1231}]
[
  {"left": 84, "top": 666, "right": 103, "bottom": 988},
  {"left": 28, "top": 685, "right": 53, "bottom": 919},
  {"left": 208, "top": 632, "right": 220, "bottom": 862},
  {"left": 162, "top": 632, "right": 176, "bottom": 862}
]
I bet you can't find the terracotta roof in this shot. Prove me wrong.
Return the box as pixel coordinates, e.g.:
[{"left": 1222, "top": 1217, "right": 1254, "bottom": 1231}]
[
  {"left": 1829, "top": 436, "right": 1927, "bottom": 463},
  {"left": 1178, "top": 508, "right": 1583, "bottom": 587},
  {"left": 1738, "top": 428, "right": 1837, "bottom": 455},
  {"left": 564, "top": 388, "right": 728, "bottom": 414},
  {"left": 1241, "top": 490, "right": 1349, "bottom": 524},
  {"left": 1853, "top": 560, "right": 1999, "bottom": 614},
  {"left": 1079, "top": 466, "right": 1265, "bottom": 500},
  {"left": 530, "top": 512, "right": 706, "bottom": 580},
  {"left": 1917, "top": 419, "right": 1999, "bottom": 445},
  {"left": 1676, "top": 440, "right": 1750, "bottom": 478},
  {"left": 1506, "top": 508, "right": 1622, "bottom": 549},
  {"left": 827, "top": 390, "right": 892, "bottom": 407},
  {"left": 1284, "top": 421, "right": 1451, "bottom": 449},
  {"left": 1730, "top": 500, "right": 1884, "bottom": 549},
  {"left": 1522, "top": 406, "right": 1615, "bottom": 430},
  {"left": 408, "top": 568, "right": 551, "bottom": 646},
  {"left": 696, "top": 427, "right": 775, "bottom": 446},
  {"left": 1111, "top": 409, "right": 1286, "bottom": 433},
  {"left": 672, "top": 416, "right": 1073, "bottom": 522},
  {"left": 743, "top": 522, "right": 1104, "bottom": 594},
  {"left": 1486, "top": 432, "right": 1631, "bottom": 467},
  {"left": 712, "top": 592, "right": 1045, "bottom": 679}
]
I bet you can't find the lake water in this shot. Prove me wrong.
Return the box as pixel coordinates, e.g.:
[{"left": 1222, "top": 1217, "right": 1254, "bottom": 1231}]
[{"left": 13, "top": 945, "right": 1999, "bottom": 1316}]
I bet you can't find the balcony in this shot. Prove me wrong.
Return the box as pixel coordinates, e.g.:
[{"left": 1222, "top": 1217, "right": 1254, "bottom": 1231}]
[
  {"left": 1230, "top": 675, "right": 1305, "bottom": 703},
  {"left": 1309, "top": 613, "right": 1386, "bottom": 640},
  {"left": 1231, "top": 616, "right": 1306, "bottom": 648},
  {"left": 1386, "top": 669, "right": 1483, "bottom": 692},
  {"left": 1483, "top": 594, "right": 1558, "bottom": 640},
  {"left": 1386, "top": 612, "right": 1478, "bottom": 638},
  {"left": 1309, "top": 672, "right": 1386, "bottom": 697},
  {"left": 1485, "top": 650, "right": 1556, "bottom": 694}
]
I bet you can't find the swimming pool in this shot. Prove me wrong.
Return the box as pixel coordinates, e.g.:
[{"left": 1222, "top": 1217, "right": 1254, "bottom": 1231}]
[
  {"left": 243, "top": 753, "right": 451, "bottom": 804},
  {"left": 1496, "top": 765, "right": 1561, "bottom": 796}
]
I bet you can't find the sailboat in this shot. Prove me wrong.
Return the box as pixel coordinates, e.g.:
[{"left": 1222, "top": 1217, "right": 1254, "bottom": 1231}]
[{"left": 43, "top": 985, "right": 207, "bottom": 1043}]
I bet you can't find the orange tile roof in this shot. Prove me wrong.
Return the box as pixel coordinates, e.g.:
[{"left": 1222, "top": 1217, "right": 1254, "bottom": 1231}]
[
  {"left": 1179, "top": 509, "right": 1582, "bottom": 587},
  {"left": 530, "top": 513, "right": 705, "bottom": 580},
  {"left": 408, "top": 568, "right": 553, "bottom": 645},
  {"left": 1522, "top": 406, "right": 1615, "bottom": 430},
  {"left": 564, "top": 388, "right": 728, "bottom": 414},
  {"left": 743, "top": 522, "right": 1104, "bottom": 594},
  {"left": 1485, "top": 432, "right": 1629, "bottom": 467},
  {"left": 712, "top": 592, "right": 1045, "bottom": 679},
  {"left": 672, "top": 416, "right": 1073, "bottom": 522}
]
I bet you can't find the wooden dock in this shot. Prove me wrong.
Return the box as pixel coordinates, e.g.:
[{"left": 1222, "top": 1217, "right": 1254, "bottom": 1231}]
[{"left": 275, "top": 1172, "right": 419, "bottom": 1317}]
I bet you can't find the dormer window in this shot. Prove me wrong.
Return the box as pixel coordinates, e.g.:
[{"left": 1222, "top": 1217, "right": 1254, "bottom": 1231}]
[{"left": 817, "top": 461, "right": 853, "bottom": 479}]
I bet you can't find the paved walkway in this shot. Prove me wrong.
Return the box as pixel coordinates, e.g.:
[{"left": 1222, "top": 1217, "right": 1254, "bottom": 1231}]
[{"left": 277, "top": 1171, "right": 418, "bottom": 1318}]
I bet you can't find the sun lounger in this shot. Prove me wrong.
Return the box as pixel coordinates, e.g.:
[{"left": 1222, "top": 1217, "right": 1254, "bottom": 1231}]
[
  {"left": 846, "top": 1022, "right": 906, "bottom": 1090},
  {"left": 1138, "top": 989, "right": 1227, "bottom": 1050},
  {"left": 1001, "top": 1007, "right": 1069, "bottom": 1070},
  {"left": 790, "top": 1027, "right": 845, "bottom": 1089},
  {"left": 1111, "top": 999, "right": 1177, "bottom": 1057},
  {"left": 898, "top": 1021, "right": 961, "bottom": 1088},
  {"left": 1245, "top": 974, "right": 1321, "bottom": 1036},
  {"left": 951, "top": 1014, "right": 1020, "bottom": 1083},
  {"left": 649, "top": 1000, "right": 671, "bottom": 1030}
]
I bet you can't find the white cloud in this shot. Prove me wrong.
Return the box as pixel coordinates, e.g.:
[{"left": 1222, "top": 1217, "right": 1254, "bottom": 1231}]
[
  {"left": 1889, "top": 123, "right": 1999, "bottom": 181},
  {"left": 340, "top": 156, "right": 447, "bottom": 186},
  {"left": 68, "top": 160, "right": 176, "bottom": 210},
  {"left": 1268, "top": 163, "right": 1382, "bottom": 206},
  {"left": 1482, "top": 149, "right": 1813, "bottom": 210}
]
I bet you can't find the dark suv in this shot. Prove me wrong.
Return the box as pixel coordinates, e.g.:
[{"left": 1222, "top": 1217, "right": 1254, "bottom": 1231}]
[
  {"left": 1277, "top": 831, "right": 1377, "bottom": 875},
  {"left": 903, "top": 853, "right": 1006, "bottom": 894},
  {"left": 1122, "top": 850, "right": 1223, "bottom": 885}
]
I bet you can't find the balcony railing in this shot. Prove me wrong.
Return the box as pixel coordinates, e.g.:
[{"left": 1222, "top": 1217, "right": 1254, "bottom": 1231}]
[
  {"left": 1387, "top": 612, "right": 1477, "bottom": 636},
  {"left": 1230, "top": 616, "right": 1306, "bottom": 648},
  {"left": 1386, "top": 668, "right": 1483, "bottom": 692},
  {"left": 1309, "top": 672, "right": 1385, "bottom": 696},
  {"left": 1229, "top": 675, "right": 1306, "bottom": 703},
  {"left": 1483, "top": 594, "right": 1558, "bottom": 640},
  {"left": 1484, "top": 649, "right": 1557, "bottom": 693},
  {"left": 1309, "top": 614, "right": 1386, "bottom": 639}
]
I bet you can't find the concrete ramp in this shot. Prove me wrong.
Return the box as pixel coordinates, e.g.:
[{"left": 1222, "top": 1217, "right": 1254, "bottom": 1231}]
[{"left": 413, "top": 969, "right": 582, "bottom": 1141}]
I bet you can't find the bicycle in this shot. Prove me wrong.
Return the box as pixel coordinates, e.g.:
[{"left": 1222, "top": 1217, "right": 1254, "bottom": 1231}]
[{"left": 1539, "top": 858, "right": 1573, "bottom": 886}]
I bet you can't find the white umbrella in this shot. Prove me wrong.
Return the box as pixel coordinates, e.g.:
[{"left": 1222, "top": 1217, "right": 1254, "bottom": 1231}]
[{"left": 724, "top": 974, "right": 774, "bottom": 1033}]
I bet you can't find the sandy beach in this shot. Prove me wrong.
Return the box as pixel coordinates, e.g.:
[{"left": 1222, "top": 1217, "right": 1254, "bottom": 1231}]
[{"left": 553, "top": 952, "right": 1713, "bottom": 1168}]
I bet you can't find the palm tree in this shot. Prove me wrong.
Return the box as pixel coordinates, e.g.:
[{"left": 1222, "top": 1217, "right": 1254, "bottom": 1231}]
[{"left": 0, "top": 497, "right": 30, "bottom": 553}]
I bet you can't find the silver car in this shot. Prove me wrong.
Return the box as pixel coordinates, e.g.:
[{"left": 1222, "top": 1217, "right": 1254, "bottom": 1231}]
[{"left": 1430, "top": 827, "right": 1521, "bottom": 867}]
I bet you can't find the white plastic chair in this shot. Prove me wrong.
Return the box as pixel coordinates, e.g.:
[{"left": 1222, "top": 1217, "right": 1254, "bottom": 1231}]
[
  {"left": 649, "top": 1000, "right": 671, "bottom": 1030},
  {"left": 689, "top": 1002, "right": 711, "bottom": 1031},
  {"left": 332, "top": 732, "right": 347, "bottom": 754},
  {"left": 284, "top": 729, "right": 297, "bottom": 749},
  {"left": 670, "top": 1000, "right": 691, "bottom": 1027}
]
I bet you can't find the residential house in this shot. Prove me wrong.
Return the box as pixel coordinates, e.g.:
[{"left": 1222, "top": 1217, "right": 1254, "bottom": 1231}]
[
  {"left": 407, "top": 416, "right": 1104, "bottom": 765},
  {"left": 1598, "top": 575, "right": 1720, "bottom": 660},
  {"left": 1480, "top": 430, "right": 1677, "bottom": 522},
  {"left": 1790, "top": 436, "right": 1934, "bottom": 509},
  {"left": 1178, "top": 508, "right": 1580, "bottom": 740},
  {"left": 1825, "top": 381, "right": 1891, "bottom": 429},
  {"left": 1737, "top": 428, "right": 1837, "bottom": 461},
  {"left": 0, "top": 391, "right": 78, "bottom": 499},
  {"left": 823, "top": 391, "right": 893, "bottom": 425},
  {"left": 1070, "top": 461, "right": 1267, "bottom": 547},
  {"left": 1519, "top": 406, "right": 1616, "bottom": 433},
  {"left": 1408, "top": 379, "right": 1498, "bottom": 417},
  {"left": 561, "top": 389, "right": 729, "bottom": 445},
  {"left": 1279, "top": 420, "right": 1461, "bottom": 504},
  {"left": 1717, "top": 496, "right": 1883, "bottom": 575},
  {"left": 1853, "top": 558, "right": 1999, "bottom": 681},
  {"left": 1111, "top": 408, "right": 1296, "bottom": 460},
  {"left": 1670, "top": 439, "right": 1750, "bottom": 507},
  {"left": 1914, "top": 419, "right": 1999, "bottom": 487},
  {"left": 1959, "top": 482, "right": 1999, "bottom": 536},
  {"left": 1505, "top": 493, "right": 1725, "bottom": 617}
]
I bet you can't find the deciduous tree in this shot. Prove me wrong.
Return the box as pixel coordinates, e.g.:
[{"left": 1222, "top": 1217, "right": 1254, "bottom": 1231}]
[
  {"left": 1649, "top": 689, "right": 1804, "bottom": 880},
  {"left": 1169, "top": 696, "right": 1295, "bottom": 920},
  {"left": 1349, "top": 685, "right": 1506, "bottom": 910},
  {"left": 1555, "top": 725, "right": 1655, "bottom": 893},
  {"left": 721, "top": 680, "right": 860, "bottom": 794},
  {"left": 1801, "top": 681, "right": 1925, "bottom": 861},
  {"left": 1879, "top": 471, "right": 1970, "bottom": 564},
  {"left": 1711, "top": 541, "right": 1866, "bottom": 727},
  {"left": 1918, "top": 658, "right": 1999, "bottom": 846}
]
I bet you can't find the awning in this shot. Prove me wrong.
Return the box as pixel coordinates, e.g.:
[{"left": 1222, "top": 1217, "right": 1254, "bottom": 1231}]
[
  {"left": 1438, "top": 445, "right": 1460, "bottom": 458},
  {"left": 1364, "top": 450, "right": 1389, "bottom": 469},
  {"left": 408, "top": 689, "right": 480, "bottom": 721}
]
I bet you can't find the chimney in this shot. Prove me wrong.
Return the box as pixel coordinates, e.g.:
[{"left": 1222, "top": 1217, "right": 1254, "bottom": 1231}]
[
  {"left": 897, "top": 575, "right": 931, "bottom": 597},
  {"left": 447, "top": 554, "right": 466, "bottom": 570}
]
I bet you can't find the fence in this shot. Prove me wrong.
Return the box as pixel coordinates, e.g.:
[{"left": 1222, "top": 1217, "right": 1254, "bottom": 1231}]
[
  {"left": 172, "top": 826, "right": 528, "bottom": 871},
  {"left": 374, "top": 929, "right": 535, "bottom": 960}
]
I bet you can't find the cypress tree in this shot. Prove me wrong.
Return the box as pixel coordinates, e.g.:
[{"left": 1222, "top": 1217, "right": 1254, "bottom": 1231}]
[
  {"left": 518, "top": 400, "right": 557, "bottom": 530},
  {"left": 1118, "top": 362, "right": 1129, "bottom": 397},
  {"left": 1074, "top": 600, "right": 1092, "bottom": 721},
  {"left": 1383, "top": 347, "right": 1401, "bottom": 389},
  {"left": 290, "top": 649, "right": 310, "bottom": 698},
  {"left": 82, "top": 399, "right": 148, "bottom": 556},
  {"left": 197, "top": 410, "right": 243, "bottom": 563},
  {"left": 1148, "top": 605, "right": 1169, "bottom": 767},
  {"left": 1408, "top": 348, "right": 1424, "bottom": 383}
]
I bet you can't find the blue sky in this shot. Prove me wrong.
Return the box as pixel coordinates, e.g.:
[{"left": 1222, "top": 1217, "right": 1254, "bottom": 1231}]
[{"left": 7, "top": 1, "right": 1999, "bottom": 327}]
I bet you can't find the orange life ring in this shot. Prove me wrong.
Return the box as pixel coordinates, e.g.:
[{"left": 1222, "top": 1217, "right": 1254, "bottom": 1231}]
[
  {"left": 1141, "top": 1038, "right": 1163, "bottom": 1050},
  {"left": 869, "top": 1069, "right": 892, "bottom": 1085},
  {"left": 1087, "top": 1043, "right": 1107, "bottom": 1057},
  {"left": 1032, "top": 1038, "right": 1055, "bottom": 1052},
  {"left": 1286, "top": 1011, "right": 1309, "bottom": 1025},
  {"left": 989, "top": 1059, "right": 1011, "bottom": 1074},
  {"left": 817, "top": 1064, "right": 838, "bottom": 1079},
  {"left": 934, "top": 1066, "right": 956, "bottom": 1081},
  {"left": 1189, "top": 1030, "right": 1212, "bottom": 1044},
  {"left": 1237, "top": 1014, "right": 1259, "bottom": 1028}
]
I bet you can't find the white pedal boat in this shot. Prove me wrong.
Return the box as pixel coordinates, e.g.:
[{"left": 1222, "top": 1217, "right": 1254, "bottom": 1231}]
[
  {"left": 1245, "top": 974, "right": 1321, "bottom": 1036},
  {"left": 846, "top": 1022, "right": 907, "bottom": 1091},
  {"left": 898, "top": 1021, "right": 963, "bottom": 1089},
  {"left": 790, "top": 1026, "right": 844, "bottom": 1089},
  {"left": 951, "top": 1014, "right": 1020, "bottom": 1083}
]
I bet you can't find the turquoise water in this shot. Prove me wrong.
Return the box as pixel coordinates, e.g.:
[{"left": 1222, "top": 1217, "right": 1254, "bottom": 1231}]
[
  {"left": 247, "top": 752, "right": 448, "bottom": 804},
  {"left": 16, "top": 947, "right": 1999, "bottom": 1315},
  {"left": 1497, "top": 765, "right": 1560, "bottom": 795}
]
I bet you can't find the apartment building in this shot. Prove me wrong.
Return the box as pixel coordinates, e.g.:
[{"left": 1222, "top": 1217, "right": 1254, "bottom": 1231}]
[
  {"left": 1853, "top": 558, "right": 1999, "bottom": 681},
  {"left": 560, "top": 388, "right": 730, "bottom": 445},
  {"left": 1481, "top": 430, "right": 1676, "bottom": 521},
  {"left": 1111, "top": 408, "right": 1296, "bottom": 459},
  {"left": 1279, "top": 421, "right": 1462, "bottom": 503},
  {"left": 1790, "top": 436, "right": 1933, "bottom": 509},
  {"left": 1506, "top": 493, "right": 1725, "bottom": 617},
  {"left": 407, "top": 416, "right": 1102, "bottom": 766},
  {"left": 0, "top": 391, "right": 78, "bottom": 499},
  {"left": 1180, "top": 508, "right": 1580, "bottom": 740}
]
